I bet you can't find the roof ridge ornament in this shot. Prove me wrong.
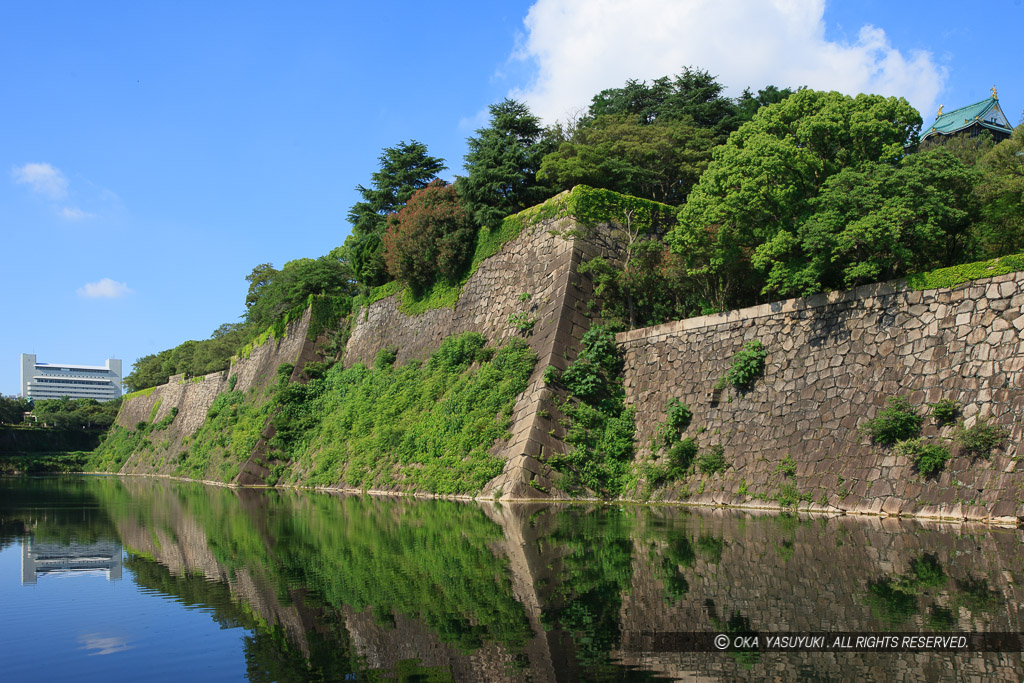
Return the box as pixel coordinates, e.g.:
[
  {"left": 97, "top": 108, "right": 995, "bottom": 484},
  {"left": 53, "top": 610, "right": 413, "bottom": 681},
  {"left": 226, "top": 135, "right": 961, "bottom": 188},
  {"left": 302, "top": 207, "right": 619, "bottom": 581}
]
[
  {"left": 937, "top": 104, "right": 943, "bottom": 116},
  {"left": 992, "top": 85, "right": 998, "bottom": 99}
]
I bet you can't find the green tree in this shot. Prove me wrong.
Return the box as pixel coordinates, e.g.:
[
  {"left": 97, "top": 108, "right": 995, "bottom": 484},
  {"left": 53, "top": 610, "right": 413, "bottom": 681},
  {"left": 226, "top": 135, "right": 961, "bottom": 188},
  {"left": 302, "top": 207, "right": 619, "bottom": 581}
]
[
  {"left": 538, "top": 114, "right": 715, "bottom": 205},
  {"left": 668, "top": 89, "right": 922, "bottom": 310},
  {"left": 586, "top": 68, "right": 742, "bottom": 142},
  {"left": 244, "top": 253, "right": 356, "bottom": 329},
  {"left": 0, "top": 396, "right": 32, "bottom": 424},
  {"left": 457, "top": 99, "right": 556, "bottom": 229},
  {"left": 344, "top": 141, "right": 447, "bottom": 286},
  {"left": 735, "top": 85, "right": 796, "bottom": 122},
  {"left": 383, "top": 181, "right": 477, "bottom": 293},
  {"left": 752, "top": 149, "right": 979, "bottom": 296},
  {"left": 976, "top": 124, "right": 1024, "bottom": 257}
]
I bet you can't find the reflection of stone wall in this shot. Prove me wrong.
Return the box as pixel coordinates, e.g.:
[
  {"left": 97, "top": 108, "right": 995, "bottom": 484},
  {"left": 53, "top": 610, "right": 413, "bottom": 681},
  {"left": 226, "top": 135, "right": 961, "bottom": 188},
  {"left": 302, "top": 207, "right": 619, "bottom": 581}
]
[
  {"left": 612, "top": 507, "right": 1024, "bottom": 681},
  {"left": 619, "top": 273, "right": 1024, "bottom": 523}
]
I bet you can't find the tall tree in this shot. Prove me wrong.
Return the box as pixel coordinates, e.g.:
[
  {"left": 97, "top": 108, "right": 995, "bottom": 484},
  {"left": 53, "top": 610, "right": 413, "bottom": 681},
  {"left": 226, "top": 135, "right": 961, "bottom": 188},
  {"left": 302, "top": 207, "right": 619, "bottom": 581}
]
[
  {"left": 668, "top": 89, "right": 922, "bottom": 310},
  {"left": 457, "top": 99, "right": 556, "bottom": 229},
  {"left": 975, "top": 124, "right": 1024, "bottom": 257},
  {"left": 345, "top": 141, "right": 446, "bottom": 286},
  {"left": 383, "top": 180, "right": 477, "bottom": 294},
  {"left": 586, "top": 67, "right": 742, "bottom": 143}
]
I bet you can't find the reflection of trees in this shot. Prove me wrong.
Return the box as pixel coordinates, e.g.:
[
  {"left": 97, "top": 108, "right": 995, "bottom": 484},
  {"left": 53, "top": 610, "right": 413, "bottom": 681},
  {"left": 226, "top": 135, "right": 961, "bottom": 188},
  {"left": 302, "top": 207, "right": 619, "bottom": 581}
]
[
  {"left": 97, "top": 481, "right": 534, "bottom": 660},
  {"left": 0, "top": 476, "right": 120, "bottom": 546},
  {"left": 862, "top": 552, "right": 1005, "bottom": 629}
]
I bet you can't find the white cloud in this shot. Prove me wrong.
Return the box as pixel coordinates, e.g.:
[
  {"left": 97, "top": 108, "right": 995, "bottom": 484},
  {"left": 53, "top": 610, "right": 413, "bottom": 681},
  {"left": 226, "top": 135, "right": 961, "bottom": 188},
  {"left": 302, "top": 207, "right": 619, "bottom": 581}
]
[
  {"left": 511, "top": 0, "right": 946, "bottom": 125},
  {"left": 77, "top": 278, "right": 133, "bottom": 299},
  {"left": 11, "top": 162, "right": 68, "bottom": 199},
  {"left": 78, "top": 634, "right": 133, "bottom": 656},
  {"left": 60, "top": 207, "right": 94, "bottom": 221}
]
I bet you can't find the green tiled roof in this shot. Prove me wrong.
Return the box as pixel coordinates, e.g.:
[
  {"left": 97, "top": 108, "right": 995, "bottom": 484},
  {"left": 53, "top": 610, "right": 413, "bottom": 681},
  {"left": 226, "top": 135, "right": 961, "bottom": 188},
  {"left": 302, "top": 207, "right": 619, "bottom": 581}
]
[{"left": 921, "top": 96, "right": 1013, "bottom": 139}]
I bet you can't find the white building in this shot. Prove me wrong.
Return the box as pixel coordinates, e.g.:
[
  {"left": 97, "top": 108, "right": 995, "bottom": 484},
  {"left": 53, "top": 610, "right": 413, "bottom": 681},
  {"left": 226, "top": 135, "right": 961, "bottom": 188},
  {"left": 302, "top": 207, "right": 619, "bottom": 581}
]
[{"left": 20, "top": 354, "right": 122, "bottom": 402}]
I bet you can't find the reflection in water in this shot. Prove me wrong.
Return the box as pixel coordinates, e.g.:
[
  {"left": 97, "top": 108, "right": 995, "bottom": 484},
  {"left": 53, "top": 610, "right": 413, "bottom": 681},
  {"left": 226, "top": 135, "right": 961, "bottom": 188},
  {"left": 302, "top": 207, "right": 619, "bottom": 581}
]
[
  {"left": 22, "top": 537, "right": 122, "bottom": 584},
  {"left": 2, "top": 476, "right": 1023, "bottom": 681}
]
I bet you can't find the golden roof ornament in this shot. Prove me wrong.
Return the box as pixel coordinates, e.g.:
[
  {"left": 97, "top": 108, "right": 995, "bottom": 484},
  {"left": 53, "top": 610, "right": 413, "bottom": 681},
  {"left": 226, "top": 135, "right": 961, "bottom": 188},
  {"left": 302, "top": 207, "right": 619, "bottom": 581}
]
[
  {"left": 937, "top": 104, "right": 943, "bottom": 116},
  {"left": 992, "top": 85, "right": 998, "bottom": 99}
]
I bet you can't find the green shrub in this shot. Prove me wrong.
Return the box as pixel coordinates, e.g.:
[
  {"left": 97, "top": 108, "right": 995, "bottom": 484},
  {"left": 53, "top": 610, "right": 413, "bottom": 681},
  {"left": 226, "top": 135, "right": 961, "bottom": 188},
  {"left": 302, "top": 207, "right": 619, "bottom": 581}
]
[
  {"left": 697, "top": 444, "right": 727, "bottom": 476},
  {"left": 774, "top": 483, "right": 810, "bottom": 507},
  {"left": 930, "top": 399, "right": 958, "bottom": 426},
  {"left": 896, "top": 438, "right": 951, "bottom": 477},
  {"left": 775, "top": 454, "right": 797, "bottom": 477},
  {"left": 861, "top": 396, "right": 923, "bottom": 446},
  {"left": 714, "top": 340, "right": 767, "bottom": 390},
  {"left": 374, "top": 346, "right": 399, "bottom": 369},
  {"left": 667, "top": 437, "right": 698, "bottom": 472},
  {"left": 656, "top": 398, "right": 692, "bottom": 449},
  {"left": 507, "top": 312, "right": 537, "bottom": 334},
  {"left": 276, "top": 363, "right": 295, "bottom": 381},
  {"left": 542, "top": 365, "right": 561, "bottom": 385},
  {"left": 227, "top": 374, "right": 238, "bottom": 391},
  {"left": 955, "top": 420, "right": 1010, "bottom": 459}
]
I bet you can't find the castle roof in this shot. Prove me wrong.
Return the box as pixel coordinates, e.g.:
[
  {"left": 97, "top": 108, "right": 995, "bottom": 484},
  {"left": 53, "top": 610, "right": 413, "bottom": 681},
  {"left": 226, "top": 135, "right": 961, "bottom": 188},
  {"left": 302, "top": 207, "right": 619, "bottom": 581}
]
[{"left": 921, "top": 94, "right": 1013, "bottom": 140}]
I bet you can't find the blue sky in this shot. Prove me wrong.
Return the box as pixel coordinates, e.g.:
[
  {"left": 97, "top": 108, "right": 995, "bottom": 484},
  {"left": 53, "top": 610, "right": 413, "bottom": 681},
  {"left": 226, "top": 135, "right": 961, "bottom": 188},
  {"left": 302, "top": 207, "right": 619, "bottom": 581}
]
[{"left": 2, "top": 0, "right": 1021, "bottom": 396}]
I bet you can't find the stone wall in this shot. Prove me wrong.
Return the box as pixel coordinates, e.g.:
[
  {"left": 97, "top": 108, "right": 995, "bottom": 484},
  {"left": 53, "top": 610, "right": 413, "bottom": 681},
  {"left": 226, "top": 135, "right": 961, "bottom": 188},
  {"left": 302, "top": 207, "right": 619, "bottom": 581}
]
[
  {"left": 618, "top": 272, "right": 1024, "bottom": 524},
  {"left": 342, "top": 216, "right": 614, "bottom": 499},
  {"left": 115, "top": 309, "right": 318, "bottom": 479}
]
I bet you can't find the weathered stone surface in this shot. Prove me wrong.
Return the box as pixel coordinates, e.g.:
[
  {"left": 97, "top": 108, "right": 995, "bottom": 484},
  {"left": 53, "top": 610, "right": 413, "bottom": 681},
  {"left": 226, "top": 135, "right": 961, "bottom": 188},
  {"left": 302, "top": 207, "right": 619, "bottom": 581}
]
[{"left": 619, "top": 271, "right": 1024, "bottom": 521}]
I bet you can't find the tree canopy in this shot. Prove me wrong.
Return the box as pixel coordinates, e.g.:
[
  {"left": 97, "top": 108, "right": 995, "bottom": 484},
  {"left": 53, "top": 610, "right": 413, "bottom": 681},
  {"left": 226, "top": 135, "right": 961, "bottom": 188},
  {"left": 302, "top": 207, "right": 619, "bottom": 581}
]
[
  {"left": 752, "top": 149, "right": 980, "bottom": 296},
  {"left": 344, "top": 141, "right": 446, "bottom": 286},
  {"left": 667, "top": 89, "right": 922, "bottom": 310},
  {"left": 538, "top": 114, "right": 715, "bottom": 205},
  {"left": 457, "top": 99, "right": 556, "bottom": 229},
  {"left": 383, "top": 180, "right": 477, "bottom": 294}
]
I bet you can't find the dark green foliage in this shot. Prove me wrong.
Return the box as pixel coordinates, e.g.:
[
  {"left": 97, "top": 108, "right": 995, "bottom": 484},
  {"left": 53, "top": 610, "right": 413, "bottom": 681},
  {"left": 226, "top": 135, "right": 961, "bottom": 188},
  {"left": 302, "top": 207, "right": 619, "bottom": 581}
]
[
  {"left": 0, "top": 396, "right": 32, "bottom": 425},
  {"left": 954, "top": 419, "right": 1010, "bottom": 459},
  {"left": 667, "top": 438, "right": 698, "bottom": 473},
  {"left": 457, "top": 99, "right": 556, "bottom": 229},
  {"left": 374, "top": 347, "right": 398, "bottom": 369},
  {"left": 383, "top": 180, "right": 477, "bottom": 294},
  {"left": 865, "top": 578, "right": 920, "bottom": 626},
  {"left": 955, "top": 577, "right": 1001, "bottom": 613},
  {"left": 538, "top": 114, "right": 715, "bottom": 205},
  {"left": 714, "top": 340, "right": 767, "bottom": 390},
  {"left": 861, "top": 396, "right": 923, "bottom": 446},
  {"left": 31, "top": 396, "right": 122, "bottom": 430},
  {"left": 344, "top": 140, "right": 447, "bottom": 286},
  {"left": 585, "top": 68, "right": 744, "bottom": 143},
  {"left": 775, "top": 454, "right": 797, "bottom": 477},
  {"left": 553, "top": 326, "right": 636, "bottom": 497},
  {"left": 244, "top": 254, "right": 356, "bottom": 331},
  {"left": 227, "top": 374, "right": 238, "bottom": 391},
  {"left": 697, "top": 444, "right": 727, "bottom": 476},
  {"left": 930, "top": 399, "right": 959, "bottom": 426},
  {"left": 975, "top": 126, "right": 1024, "bottom": 257}
]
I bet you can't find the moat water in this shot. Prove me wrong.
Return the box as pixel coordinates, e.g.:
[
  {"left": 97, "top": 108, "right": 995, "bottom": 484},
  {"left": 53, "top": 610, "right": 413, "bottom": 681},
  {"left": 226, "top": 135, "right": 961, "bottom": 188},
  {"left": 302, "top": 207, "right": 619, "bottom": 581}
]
[{"left": 2, "top": 475, "right": 1022, "bottom": 681}]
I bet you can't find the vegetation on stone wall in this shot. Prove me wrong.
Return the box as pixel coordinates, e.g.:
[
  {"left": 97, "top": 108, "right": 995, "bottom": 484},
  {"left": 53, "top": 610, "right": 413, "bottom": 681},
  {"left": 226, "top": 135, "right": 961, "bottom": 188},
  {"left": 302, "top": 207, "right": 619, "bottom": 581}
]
[{"left": 550, "top": 326, "right": 637, "bottom": 497}]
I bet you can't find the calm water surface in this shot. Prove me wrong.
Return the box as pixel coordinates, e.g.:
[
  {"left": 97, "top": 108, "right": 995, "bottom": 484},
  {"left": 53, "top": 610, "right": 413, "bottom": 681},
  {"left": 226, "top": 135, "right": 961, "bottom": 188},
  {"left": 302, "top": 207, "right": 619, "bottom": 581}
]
[{"left": 1, "top": 475, "right": 1022, "bottom": 681}]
